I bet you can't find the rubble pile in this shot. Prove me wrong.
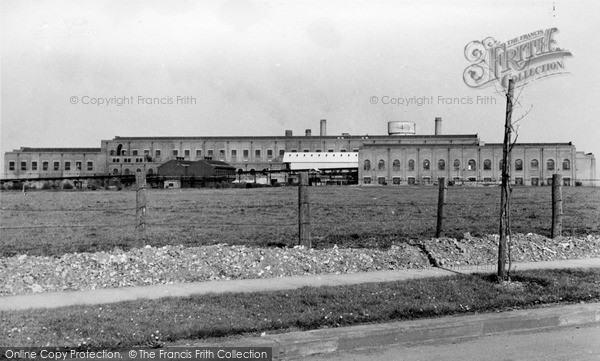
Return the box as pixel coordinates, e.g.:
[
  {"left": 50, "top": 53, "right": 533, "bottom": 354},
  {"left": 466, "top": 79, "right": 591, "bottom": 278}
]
[
  {"left": 0, "top": 243, "right": 428, "bottom": 296},
  {"left": 1, "top": 233, "right": 597, "bottom": 296},
  {"left": 420, "top": 233, "right": 600, "bottom": 267}
]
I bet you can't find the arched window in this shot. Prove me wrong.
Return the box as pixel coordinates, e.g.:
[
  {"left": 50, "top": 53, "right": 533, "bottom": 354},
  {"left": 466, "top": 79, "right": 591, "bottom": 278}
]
[
  {"left": 547, "top": 159, "right": 555, "bottom": 171},
  {"left": 438, "top": 159, "right": 445, "bottom": 170},
  {"left": 378, "top": 159, "right": 385, "bottom": 170},
  {"left": 453, "top": 159, "right": 460, "bottom": 171},
  {"left": 363, "top": 159, "right": 371, "bottom": 171},
  {"left": 112, "top": 168, "right": 119, "bottom": 174},
  {"left": 515, "top": 159, "right": 523, "bottom": 171},
  {"left": 562, "top": 159, "right": 570, "bottom": 170},
  {"left": 109, "top": 150, "right": 115, "bottom": 156},
  {"left": 483, "top": 159, "right": 491, "bottom": 170},
  {"left": 423, "top": 159, "right": 430, "bottom": 171},
  {"left": 530, "top": 159, "right": 539, "bottom": 170},
  {"left": 392, "top": 159, "right": 401, "bottom": 171},
  {"left": 408, "top": 159, "right": 415, "bottom": 171},
  {"left": 147, "top": 168, "right": 154, "bottom": 175},
  {"left": 124, "top": 169, "right": 130, "bottom": 175},
  {"left": 468, "top": 159, "right": 476, "bottom": 170}
]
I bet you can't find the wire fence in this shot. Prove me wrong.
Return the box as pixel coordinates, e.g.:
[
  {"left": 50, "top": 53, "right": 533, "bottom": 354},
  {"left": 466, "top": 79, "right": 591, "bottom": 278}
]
[{"left": 1, "top": 177, "right": 599, "bottom": 256}]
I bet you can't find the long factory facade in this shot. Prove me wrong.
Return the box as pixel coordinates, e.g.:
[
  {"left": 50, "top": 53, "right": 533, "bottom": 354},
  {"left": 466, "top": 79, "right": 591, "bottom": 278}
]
[{"left": 3, "top": 118, "right": 597, "bottom": 187}]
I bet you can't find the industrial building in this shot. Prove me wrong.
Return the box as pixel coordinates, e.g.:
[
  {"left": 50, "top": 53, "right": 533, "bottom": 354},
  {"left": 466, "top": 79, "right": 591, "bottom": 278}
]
[
  {"left": 2, "top": 118, "right": 597, "bottom": 187},
  {"left": 156, "top": 159, "right": 236, "bottom": 188}
]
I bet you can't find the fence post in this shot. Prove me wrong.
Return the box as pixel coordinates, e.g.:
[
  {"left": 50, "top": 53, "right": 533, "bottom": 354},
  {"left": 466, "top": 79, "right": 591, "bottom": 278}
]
[
  {"left": 551, "top": 174, "right": 563, "bottom": 238},
  {"left": 298, "top": 172, "right": 311, "bottom": 248},
  {"left": 136, "top": 171, "right": 147, "bottom": 238},
  {"left": 436, "top": 177, "right": 447, "bottom": 238}
]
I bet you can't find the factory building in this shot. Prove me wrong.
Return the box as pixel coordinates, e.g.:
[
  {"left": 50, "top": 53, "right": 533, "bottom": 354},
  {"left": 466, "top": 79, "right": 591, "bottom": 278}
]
[
  {"left": 2, "top": 118, "right": 597, "bottom": 186},
  {"left": 156, "top": 159, "right": 236, "bottom": 188},
  {"left": 3, "top": 147, "right": 102, "bottom": 178}
]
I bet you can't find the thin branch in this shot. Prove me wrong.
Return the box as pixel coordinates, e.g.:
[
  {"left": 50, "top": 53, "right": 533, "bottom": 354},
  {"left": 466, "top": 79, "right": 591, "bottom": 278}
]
[{"left": 511, "top": 104, "right": 533, "bottom": 127}]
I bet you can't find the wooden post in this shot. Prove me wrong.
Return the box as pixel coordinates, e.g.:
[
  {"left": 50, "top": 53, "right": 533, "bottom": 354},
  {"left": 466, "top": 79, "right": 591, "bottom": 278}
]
[
  {"left": 551, "top": 174, "right": 563, "bottom": 238},
  {"left": 436, "top": 177, "right": 447, "bottom": 238},
  {"left": 498, "top": 79, "right": 515, "bottom": 281},
  {"left": 298, "top": 172, "right": 311, "bottom": 248},
  {"left": 135, "top": 171, "right": 147, "bottom": 236}
]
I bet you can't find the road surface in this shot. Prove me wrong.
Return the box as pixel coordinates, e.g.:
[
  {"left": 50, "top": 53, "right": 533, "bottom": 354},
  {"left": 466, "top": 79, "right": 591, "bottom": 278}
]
[{"left": 300, "top": 323, "right": 600, "bottom": 361}]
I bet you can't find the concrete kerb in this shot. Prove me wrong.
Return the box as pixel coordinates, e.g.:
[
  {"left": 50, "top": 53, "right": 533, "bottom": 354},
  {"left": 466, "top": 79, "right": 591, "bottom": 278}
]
[{"left": 202, "top": 303, "right": 600, "bottom": 360}]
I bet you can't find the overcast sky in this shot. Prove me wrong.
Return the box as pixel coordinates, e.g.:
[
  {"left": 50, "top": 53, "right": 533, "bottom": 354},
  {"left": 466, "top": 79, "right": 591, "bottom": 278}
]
[{"left": 2, "top": 0, "right": 599, "bottom": 172}]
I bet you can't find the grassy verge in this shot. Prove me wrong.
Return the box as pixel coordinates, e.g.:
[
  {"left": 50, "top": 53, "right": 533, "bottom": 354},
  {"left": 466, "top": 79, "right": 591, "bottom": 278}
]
[
  {"left": 1, "top": 187, "right": 599, "bottom": 257},
  {"left": 1, "top": 268, "right": 599, "bottom": 350}
]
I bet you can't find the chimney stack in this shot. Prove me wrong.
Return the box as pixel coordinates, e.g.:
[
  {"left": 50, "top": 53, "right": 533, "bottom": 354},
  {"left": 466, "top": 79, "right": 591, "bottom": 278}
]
[
  {"left": 285, "top": 130, "right": 293, "bottom": 137},
  {"left": 435, "top": 117, "right": 442, "bottom": 135},
  {"left": 320, "top": 119, "right": 327, "bottom": 136},
  {"left": 305, "top": 129, "right": 312, "bottom": 137}
]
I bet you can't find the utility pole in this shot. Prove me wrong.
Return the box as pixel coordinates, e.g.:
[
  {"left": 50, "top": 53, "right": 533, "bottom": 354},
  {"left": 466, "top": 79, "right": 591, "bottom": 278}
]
[{"left": 498, "top": 79, "right": 515, "bottom": 281}]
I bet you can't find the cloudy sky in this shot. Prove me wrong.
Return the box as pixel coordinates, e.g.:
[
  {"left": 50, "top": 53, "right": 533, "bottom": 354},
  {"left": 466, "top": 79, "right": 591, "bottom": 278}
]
[{"left": 1, "top": 0, "right": 599, "bottom": 172}]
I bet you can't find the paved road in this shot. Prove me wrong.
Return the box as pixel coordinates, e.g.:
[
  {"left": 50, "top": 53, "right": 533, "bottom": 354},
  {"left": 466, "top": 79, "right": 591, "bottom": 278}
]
[{"left": 300, "top": 323, "right": 600, "bottom": 361}]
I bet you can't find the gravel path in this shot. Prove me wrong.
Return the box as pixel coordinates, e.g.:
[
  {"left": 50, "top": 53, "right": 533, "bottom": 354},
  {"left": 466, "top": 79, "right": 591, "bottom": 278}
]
[{"left": 1, "top": 233, "right": 598, "bottom": 296}]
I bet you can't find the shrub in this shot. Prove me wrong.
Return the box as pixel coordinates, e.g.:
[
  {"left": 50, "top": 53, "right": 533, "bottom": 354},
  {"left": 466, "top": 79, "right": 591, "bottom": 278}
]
[
  {"left": 62, "top": 182, "right": 74, "bottom": 190},
  {"left": 9, "top": 182, "right": 23, "bottom": 190}
]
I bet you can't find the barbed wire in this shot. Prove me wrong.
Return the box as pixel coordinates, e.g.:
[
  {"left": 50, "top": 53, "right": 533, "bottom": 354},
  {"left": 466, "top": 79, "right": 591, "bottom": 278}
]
[
  {"left": 1, "top": 185, "right": 597, "bottom": 235},
  {"left": 146, "top": 222, "right": 296, "bottom": 228},
  {"left": 0, "top": 224, "right": 133, "bottom": 230},
  {"left": 148, "top": 204, "right": 295, "bottom": 210},
  {"left": 0, "top": 207, "right": 135, "bottom": 212}
]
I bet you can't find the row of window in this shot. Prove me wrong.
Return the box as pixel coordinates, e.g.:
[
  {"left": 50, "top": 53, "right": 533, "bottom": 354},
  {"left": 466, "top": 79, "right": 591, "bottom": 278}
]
[
  {"left": 8, "top": 161, "right": 94, "bottom": 172},
  {"left": 109, "top": 148, "right": 360, "bottom": 158},
  {"left": 112, "top": 168, "right": 152, "bottom": 175},
  {"left": 363, "top": 158, "right": 571, "bottom": 171},
  {"left": 363, "top": 176, "right": 572, "bottom": 186},
  {"left": 112, "top": 158, "right": 145, "bottom": 163}
]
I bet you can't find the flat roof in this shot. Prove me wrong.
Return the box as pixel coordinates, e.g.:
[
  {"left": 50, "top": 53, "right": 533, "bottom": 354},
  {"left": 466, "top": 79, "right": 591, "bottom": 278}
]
[
  {"left": 13, "top": 147, "right": 101, "bottom": 153},
  {"left": 110, "top": 134, "right": 480, "bottom": 141},
  {"left": 484, "top": 142, "right": 573, "bottom": 146},
  {"left": 361, "top": 142, "right": 574, "bottom": 148}
]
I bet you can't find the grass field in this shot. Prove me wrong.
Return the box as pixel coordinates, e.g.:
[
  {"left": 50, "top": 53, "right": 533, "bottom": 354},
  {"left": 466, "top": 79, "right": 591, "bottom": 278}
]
[
  {"left": 1, "top": 268, "right": 599, "bottom": 349},
  {"left": 1, "top": 186, "right": 599, "bottom": 257}
]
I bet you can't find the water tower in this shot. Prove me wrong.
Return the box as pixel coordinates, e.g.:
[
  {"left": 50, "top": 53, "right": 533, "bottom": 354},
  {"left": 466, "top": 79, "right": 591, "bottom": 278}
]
[{"left": 387, "top": 121, "right": 416, "bottom": 135}]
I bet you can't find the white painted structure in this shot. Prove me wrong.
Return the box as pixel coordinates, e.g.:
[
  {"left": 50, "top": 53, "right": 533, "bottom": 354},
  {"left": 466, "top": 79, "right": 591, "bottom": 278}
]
[
  {"left": 388, "top": 121, "right": 416, "bottom": 135},
  {"left": 283, "top": 152, "right": 358, "bottom": 170},
  {"left": 164, "top": 180, "right": 181, "bottom": 189}
]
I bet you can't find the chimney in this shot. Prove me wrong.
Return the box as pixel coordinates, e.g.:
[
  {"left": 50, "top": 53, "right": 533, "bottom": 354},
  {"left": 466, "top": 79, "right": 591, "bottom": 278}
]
[
  {"left": 320, "top": 119, "right": 327, "bottom": 136},
  {"left": 285, "top": 130, "right": 293, "bottom": 137},
  {"left": 435, "top": 117, "right": 442, "bottom": 135},
  {"left": 305, "top": 129, "right": 311, "bottom": 137}
]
